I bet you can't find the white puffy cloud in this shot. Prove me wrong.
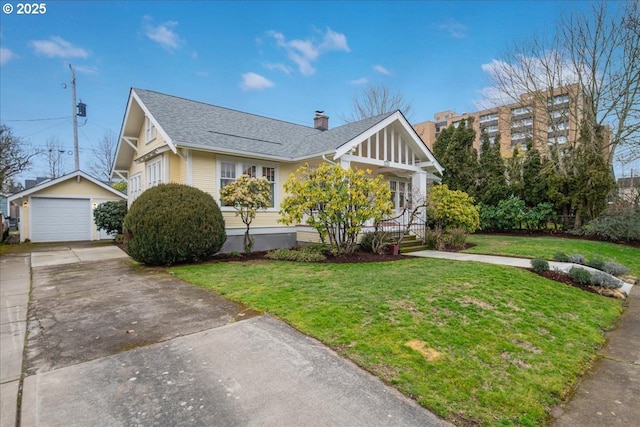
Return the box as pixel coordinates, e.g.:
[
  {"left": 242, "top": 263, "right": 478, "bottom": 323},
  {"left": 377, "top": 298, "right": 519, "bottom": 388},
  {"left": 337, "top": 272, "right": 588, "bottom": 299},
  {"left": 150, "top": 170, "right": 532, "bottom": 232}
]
[
  {"left": 266, "top": 27, "right": 350, "bottom": 76},
  {"left": 349, "top": 77, "right": 369, "bottom": 85},
  {"left": 240, "top": 72, "right": 274, "bottom": 91},
  {"left": 30, "top": 36, "right": 89, "bottom": 58},
  {"left": 142, "top": 16, "right": 182, "bottom": 51}
]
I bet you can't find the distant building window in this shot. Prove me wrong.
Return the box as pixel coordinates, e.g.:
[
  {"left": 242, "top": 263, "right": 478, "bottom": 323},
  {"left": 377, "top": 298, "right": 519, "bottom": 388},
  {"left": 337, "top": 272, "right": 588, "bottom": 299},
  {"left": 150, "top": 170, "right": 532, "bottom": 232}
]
[
  {"left": 145, "top": 117, "right": 156, "bottom": 143},
  {"left": 480, "top": 113, "right": 498, "bottom": 123},
  {"left": 548, "top": 135, "right": 568, "bottom": 145},
  {"left": 511, "top": 106, "right": 531, "bottom": 116},
  {"left": 548, "top": 94, "right": 569, "bottom": 107}
]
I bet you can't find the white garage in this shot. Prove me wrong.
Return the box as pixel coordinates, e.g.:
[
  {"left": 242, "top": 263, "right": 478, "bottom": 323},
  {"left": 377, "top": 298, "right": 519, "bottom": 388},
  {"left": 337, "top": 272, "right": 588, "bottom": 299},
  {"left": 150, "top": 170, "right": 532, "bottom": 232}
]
[
  {"left": 9, "top": 171, "right": 126, "bottom": 243},
  {"left": 30, "top": 198, "right": 92, "bottom": 242}
]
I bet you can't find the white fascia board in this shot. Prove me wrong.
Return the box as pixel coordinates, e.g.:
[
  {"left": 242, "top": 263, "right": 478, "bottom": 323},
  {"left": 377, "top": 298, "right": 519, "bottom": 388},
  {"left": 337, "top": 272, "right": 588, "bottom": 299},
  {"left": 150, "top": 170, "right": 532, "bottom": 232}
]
[
  {"left": 131, "top": 89, "right": 178, "bottom": 155},
  {"left": 8, "top": 171, "right": 126, "bottom": 202},
  {"left": 111, "top": 90, "right": 137, "bottom": 177}
]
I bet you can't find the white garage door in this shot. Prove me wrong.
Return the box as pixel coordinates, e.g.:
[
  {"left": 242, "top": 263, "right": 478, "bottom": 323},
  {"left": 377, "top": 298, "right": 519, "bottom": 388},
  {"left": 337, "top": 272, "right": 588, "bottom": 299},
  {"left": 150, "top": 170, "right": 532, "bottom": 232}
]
[{"left": 31, "top": 198, "right": 92, "bottom": 242}]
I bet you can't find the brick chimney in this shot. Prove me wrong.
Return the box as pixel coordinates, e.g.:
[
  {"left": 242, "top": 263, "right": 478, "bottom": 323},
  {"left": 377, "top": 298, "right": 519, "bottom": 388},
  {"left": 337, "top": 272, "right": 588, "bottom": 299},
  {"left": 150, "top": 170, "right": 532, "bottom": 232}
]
[{"left": 314, "top": 110, "right": 329, "bottom": 131}]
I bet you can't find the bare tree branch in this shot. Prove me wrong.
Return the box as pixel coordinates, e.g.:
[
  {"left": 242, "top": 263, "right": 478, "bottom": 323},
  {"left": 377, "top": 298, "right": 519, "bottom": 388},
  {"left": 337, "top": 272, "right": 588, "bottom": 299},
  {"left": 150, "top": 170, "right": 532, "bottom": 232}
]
[
  {"left": 0, "top": 124, "right": 39, "bottom": 192},
  {"left": 89, "top": 131, "right": 117, "bottom": 183},
  {"left": 340, "top": 85, "right": 414, "bottom": 123}
]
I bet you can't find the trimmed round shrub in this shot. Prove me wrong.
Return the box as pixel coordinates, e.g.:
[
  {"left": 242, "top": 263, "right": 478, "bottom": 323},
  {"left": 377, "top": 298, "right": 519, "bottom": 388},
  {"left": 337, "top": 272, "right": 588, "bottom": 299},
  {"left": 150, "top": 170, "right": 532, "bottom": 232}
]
[
  {"left": 569, "top": 267, "right": 592, "bottom": 285},
  {"left": 590, "top": 271, "right": 622, "bottom": 289},
  {"left": 552, "top": 252, "right": 570, "bottom": 263},
  {"left": 603, "top": 261, "right": 628, "bottom": 277},
  {"left": 123, "top": 184, "right": 226, "bottom": 266},
  {"left": 531, "top": 258, "right": 550, "bottom": 273},
  {"left": 570, "top": 254, "right": 587, "bottom": 265}
]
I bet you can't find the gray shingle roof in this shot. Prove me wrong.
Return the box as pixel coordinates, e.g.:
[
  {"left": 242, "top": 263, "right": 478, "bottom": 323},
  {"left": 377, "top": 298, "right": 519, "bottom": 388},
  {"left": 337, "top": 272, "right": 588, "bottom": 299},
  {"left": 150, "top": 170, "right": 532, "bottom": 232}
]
[{"left": 133, "top": 88, "right": 395, "bottom": 160}]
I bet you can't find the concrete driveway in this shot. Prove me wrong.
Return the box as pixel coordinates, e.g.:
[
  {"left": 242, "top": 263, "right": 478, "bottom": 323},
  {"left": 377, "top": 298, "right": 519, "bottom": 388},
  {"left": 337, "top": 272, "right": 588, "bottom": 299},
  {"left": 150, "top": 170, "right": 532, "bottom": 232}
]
[{"left": 7, "top": 244, "right": 450, "bottom": 426}]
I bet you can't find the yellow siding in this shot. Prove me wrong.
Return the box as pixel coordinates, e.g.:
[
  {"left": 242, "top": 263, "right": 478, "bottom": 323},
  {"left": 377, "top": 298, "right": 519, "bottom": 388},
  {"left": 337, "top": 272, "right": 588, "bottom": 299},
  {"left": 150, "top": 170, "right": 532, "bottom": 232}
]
[
  {"left": 191, "top": 151, "right": 217, "bottom": 196},
  {"left": 34, "top": 177, "right": 120, "bottom": 198},
  {"left": 167, "top": 151, "right": 185, "bottom": 184}
]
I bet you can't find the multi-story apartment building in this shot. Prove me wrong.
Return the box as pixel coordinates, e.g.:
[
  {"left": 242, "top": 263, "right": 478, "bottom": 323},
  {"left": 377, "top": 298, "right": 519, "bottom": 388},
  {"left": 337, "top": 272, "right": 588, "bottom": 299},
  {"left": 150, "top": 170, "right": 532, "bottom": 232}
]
[{"left": 414, "top": 85, "right": 582, "bottom": 156}]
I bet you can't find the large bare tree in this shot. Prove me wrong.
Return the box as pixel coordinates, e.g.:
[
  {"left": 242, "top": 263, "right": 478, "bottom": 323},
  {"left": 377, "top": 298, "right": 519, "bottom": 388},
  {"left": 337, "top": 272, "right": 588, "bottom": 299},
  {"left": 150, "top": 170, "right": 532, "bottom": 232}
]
[
  {"left": 89, "top": 131, "right": 117, "bottom": 183},
  {"left": 341, "top": 85, "right": 414, "bottom": 123},
  {"left": 0, "top": 124, "right": 38, "bottom": 192},
  {"left": 482, "top": 0, "right": 639, "bottom": 166},
  {"left": 43, "top": 137, "right": 68, "bottom": 178}
]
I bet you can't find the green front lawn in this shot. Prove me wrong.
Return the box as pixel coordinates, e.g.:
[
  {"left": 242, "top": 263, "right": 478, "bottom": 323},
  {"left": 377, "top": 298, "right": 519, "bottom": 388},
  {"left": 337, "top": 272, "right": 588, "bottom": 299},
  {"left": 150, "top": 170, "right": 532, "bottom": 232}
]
[
  {"left": 465, "top": 234, "right": 640, "bottom": 276},
  {"left": 172, "top": 257, "right": 622, "bottom": 426}
]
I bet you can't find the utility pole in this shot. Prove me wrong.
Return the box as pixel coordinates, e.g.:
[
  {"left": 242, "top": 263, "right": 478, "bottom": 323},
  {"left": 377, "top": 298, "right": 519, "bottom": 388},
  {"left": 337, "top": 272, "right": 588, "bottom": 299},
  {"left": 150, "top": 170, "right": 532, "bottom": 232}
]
[{"left": 69, "top": 64, "right": 79, "bottom": 171}]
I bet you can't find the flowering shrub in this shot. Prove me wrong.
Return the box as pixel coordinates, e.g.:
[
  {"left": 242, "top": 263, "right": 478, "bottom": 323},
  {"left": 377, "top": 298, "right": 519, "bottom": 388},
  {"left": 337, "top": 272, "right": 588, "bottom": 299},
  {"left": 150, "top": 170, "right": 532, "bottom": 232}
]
[
  {"left": 220, "top": 174, "right": 272, "bottom": 253},
  {"left": 280, "top": 163, "right": 392, "bottom": 255},
  {"left": 427, "top": 185, "right": 480, "bottom": 232}
]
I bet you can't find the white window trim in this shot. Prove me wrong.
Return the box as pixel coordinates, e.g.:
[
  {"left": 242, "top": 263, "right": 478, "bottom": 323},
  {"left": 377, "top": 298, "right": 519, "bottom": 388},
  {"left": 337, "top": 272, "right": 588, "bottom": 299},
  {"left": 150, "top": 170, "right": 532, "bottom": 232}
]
[
  {"left": 129, "top": 173, "right": 142, "bottom": 204},
  {"left": 217, "top": 157, "right": 279, "bottom": 212},
  {"left": 145, "top": 116, "right": 157, "bottom": 144},
  {"left": 146, "top": 156, "right": 164, "bottom": 189}
]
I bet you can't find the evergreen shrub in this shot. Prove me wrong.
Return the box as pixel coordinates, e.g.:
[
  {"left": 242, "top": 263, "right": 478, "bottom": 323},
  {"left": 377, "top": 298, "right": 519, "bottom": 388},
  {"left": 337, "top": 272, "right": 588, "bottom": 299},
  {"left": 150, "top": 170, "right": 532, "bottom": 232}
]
[
  {"left": 587, "top": 258, "right": 606, "bottom": 271},
  {"left": 569, "top": 267, "right": 592, "bottom": 285},
  {"left": 123, "top": 184, "right": 226, "bottom": 266},
  {"left": 590, "top": 271, "right": 622, "bottom": 289},
  {"left": 603, "top": 261, "right": 628, "bottom": 277},
  {"left": 570, "top": 254, "right": 587, "bottom": 265},
  {"left": 93, "top": 200, "right": 127, "bottom": 235},
  {"left": 531, "top": 258, "right": 550, "bottom": 273},
  {"left": 552, "top": 252, "right": 570, "bottom": 262}
]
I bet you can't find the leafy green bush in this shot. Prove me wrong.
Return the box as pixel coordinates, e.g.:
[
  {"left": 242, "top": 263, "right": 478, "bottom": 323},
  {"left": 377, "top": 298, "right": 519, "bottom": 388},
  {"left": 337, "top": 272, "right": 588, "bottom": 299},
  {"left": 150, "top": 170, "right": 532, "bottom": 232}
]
[
  {"left": 265, "top": 248, "right": 327, "bottom": 262},
  {"left": 590, "top": 271, "right": 622, "bottom": 289},
  {"left": 531, "top": 258, "right": 550, "bottom": 272},
  {"left": 445, "top": 227, "right": 468, "bottom": 250},
  {"left": 427, "top": 185, "right": 480, "bottom": 232},
  {"left": 93, "top": 200, "right": 127, "bottom": 235},
  {"left": 570, "top": 254, "right": 587, "bottom": 265},
  {"left": 569, "top": 267, "right": 592, "bottom": 285},
  {"left": 587, "top": 258, "right": 606, "bottom": 271},
  {"left": 580, "top": 208, "right": 640, "bottom": 242},
  {"left": 603, "top": 261, "right": 628, "bottom": 277},
  {"left": 552, "top": 252, "right": 570, "bottom": 262},
  {"left": 123, "top": 184, "right": 226, "bottom": 266}
]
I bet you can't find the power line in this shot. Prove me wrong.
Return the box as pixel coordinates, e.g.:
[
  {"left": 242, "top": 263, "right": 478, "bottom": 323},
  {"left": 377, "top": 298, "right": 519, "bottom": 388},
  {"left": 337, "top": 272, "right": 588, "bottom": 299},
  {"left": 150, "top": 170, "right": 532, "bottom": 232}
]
[{"left": 4, "top": 116, "right": 71, "bottom": 122}]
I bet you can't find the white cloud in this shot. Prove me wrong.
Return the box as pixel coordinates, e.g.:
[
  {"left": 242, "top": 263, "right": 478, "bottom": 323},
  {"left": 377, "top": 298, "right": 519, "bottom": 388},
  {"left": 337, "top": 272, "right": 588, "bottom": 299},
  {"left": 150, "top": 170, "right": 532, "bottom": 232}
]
[
  {"left": 349, "top": 77, "right": 369, "bottom": 85},
  {"left": 143, "top": 16, "right": 182, "bottom": 51},
  {"left": 0, "top": 47, "right": 15, "bottom": 65},
  {"left": 30, "top": 36, "right": 89, "bottom": 58},
  {"left": 319, "top": 28, "right": 351, "bottom": 52},
  {"left": 438, "top": 19, "right": 468, "bottom": 39},
  {"left": 266, "top": 27, "right": 350, "bottom": 76},
  {"left": 240, "top": 72, "right": 274, "bottom": 91},
  {"left": 265, "top": 62, "right": 292, "bottom": 75},
  {"left": 373, "top": 65, "right": 390, "bottom": 75}
]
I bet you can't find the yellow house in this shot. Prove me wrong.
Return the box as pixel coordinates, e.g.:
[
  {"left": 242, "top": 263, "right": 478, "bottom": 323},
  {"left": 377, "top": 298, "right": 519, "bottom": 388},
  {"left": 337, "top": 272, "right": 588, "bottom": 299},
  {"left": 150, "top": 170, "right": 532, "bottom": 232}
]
[
  {"left": 112, "top": 88, "right": 443, "bottom": 252},
  {"left": 8, "top": 170, "right": 126, "bottom": 242}
]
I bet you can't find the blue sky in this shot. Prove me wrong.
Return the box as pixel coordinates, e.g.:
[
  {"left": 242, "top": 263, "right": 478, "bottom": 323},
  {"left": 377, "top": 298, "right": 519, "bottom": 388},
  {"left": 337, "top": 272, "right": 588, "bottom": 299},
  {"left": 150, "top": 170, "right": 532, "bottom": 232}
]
[{"left": 3, "top": 0, "right": 633, "bottom": 182}]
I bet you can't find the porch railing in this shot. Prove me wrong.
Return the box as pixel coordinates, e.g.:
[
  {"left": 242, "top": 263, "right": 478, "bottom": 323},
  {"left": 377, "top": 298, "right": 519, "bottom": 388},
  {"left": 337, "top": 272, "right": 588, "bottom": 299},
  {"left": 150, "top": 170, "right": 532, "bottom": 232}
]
[{"left": 376, "top": 207, "right": 429, "bottom": 244}]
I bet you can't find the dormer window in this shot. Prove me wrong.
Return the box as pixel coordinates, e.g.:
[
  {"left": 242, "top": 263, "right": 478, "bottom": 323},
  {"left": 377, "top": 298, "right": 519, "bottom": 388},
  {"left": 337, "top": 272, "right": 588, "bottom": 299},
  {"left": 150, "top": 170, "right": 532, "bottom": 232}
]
[{"left": 145, "top": 117, "right": 156, "bottom": 143}]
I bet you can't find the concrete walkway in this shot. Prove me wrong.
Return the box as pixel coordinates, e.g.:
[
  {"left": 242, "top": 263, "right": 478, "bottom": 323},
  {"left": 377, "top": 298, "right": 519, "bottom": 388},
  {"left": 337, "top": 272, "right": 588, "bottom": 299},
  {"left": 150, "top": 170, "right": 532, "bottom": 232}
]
[{"left": 406, "top": 250, "right": 639, "bottom": 425}]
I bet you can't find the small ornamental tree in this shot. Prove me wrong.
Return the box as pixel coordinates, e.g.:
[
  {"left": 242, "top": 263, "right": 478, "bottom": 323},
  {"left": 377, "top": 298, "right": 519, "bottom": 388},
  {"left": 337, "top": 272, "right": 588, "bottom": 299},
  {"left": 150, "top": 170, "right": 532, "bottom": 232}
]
[
  {"left": 279, "top": 163, "right": 392, "bottom": 255},
  {"left": 93, "top": 200, "right": 127, "bottom": 236},
  {"left": 427, "top": 184, "right": 480, "bottom": 232},
  {"left": 220, "top": 174, "right": 272, "bottom": 254}
]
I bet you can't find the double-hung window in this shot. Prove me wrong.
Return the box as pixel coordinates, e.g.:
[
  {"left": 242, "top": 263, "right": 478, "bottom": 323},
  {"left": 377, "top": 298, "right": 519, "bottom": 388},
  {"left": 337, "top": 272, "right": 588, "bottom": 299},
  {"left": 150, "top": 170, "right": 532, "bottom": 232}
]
[
  {"left": 219, "top": 160, "right": 277, "bottom": 209},
  {"left": 147, "top": 157, "right": 163, "bottom": 188},
  {"left": 129, "top": 174, "right": 142, "bottom": 203}
]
